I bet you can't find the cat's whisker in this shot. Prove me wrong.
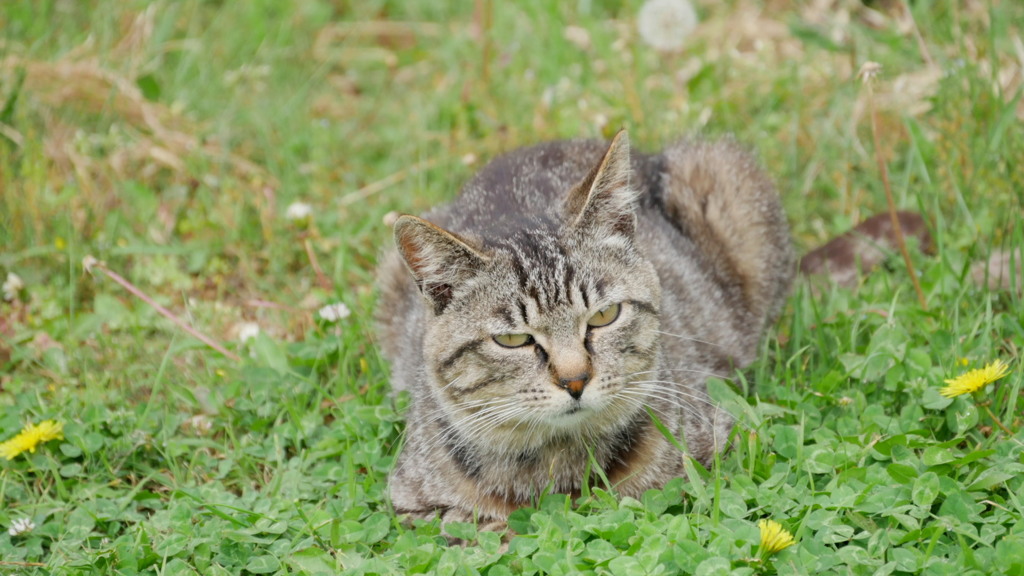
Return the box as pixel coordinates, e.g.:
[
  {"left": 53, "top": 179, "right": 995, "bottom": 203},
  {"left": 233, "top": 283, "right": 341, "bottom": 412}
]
[
  {"left": 617, "top": 375, "right": 717, "bottom": 400},
  {"left": 617, "top": 387, "right": 705, "bottom": 414},
  {"left": 415, "top": 397, "right": 511, "bottom": 432},
  {"left": 506, "top": 407, "right": 544, "bottom": 437},
  {"left": 615, "top": 392, "right": 711, "bottom": 429},
  {"left": 458, "top": 403, "right": 530, "bottom": 440},
  {"left": 453, "top": 402, "right": 519, "bottom": 433},
  {"left": 420, "top": 399, "right": 518, "bottom": 448},
  {"left": 616, "top": 386, "right": 694, "bottom": 411},
  {"left": 445, "top": 406, "right": 533, "bottom": 460},
  {"left": 652, "top": 330, "right": 725, "bottom": 349},
  {"left": 463, "top": 405, "right": 524, "bottom": 435},
  {"left": 611, "top": 394, "right": 650, "bottom": 417},
  {"left": 626, "top": 379, "right": 721, "bottom": 399},
  {"left": 520, "top": 413, "right": 548, "bottom": 447},
  {"left": 601, "top": 373, "right": 722, "bottom": 423},
  {"left": 439, "top": 376, "right": 465, "bottom": 392},
  {"left": 615, "top": 384, "right": 719, "bottom": 424},
  {"left": 422, "top": 397, "right": 504, "bottom": 421},
  {"left": 614, "top": 379, "right": 720, "bottom": 409},
  {"left": 625, "top": 367, "right": 730, "bottom": 380},
  {"left": 625, "top": 381, "right": 722, "bottom": 412}
]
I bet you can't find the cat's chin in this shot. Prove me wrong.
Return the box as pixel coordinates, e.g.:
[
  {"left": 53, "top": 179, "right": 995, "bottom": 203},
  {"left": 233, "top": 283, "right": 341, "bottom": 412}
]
[
  {"left": 541, "top": 404, "right": 596, "bottom": 429},
  {"left": 537, "top": 396, "right": 628, "bottom": 431}
]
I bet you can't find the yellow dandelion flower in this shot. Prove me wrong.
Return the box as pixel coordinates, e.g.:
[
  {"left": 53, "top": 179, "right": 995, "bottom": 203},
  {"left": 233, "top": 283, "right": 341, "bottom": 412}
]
[
  {"left": 940, "top": 359, "right": 1010, "bottom": 398},
  {"left": 758, "top": 519, "right": 795, "bottom": 557},
  {"left": 0, "top": 420, "right": 64, "bottom": 460}
]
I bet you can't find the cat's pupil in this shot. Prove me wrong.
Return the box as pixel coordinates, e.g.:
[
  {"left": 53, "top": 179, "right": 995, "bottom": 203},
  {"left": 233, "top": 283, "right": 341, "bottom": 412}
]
[
  {"left": 494, "top": 333, "right": 533, "bottom": 348},
  {"left": 587, "top": 302, "right": 621, "bottom": 328}
]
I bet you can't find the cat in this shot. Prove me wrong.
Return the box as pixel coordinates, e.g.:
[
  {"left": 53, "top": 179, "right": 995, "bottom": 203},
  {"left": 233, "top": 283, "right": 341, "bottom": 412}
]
[{"left": 375, "top": 130, "right": 795, "bottom": 530}]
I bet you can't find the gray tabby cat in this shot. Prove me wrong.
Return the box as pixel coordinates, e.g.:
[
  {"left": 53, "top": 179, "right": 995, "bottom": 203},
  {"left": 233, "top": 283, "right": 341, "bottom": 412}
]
[{"left": 376, "top": 131, "right": 794, "bottom": 529}]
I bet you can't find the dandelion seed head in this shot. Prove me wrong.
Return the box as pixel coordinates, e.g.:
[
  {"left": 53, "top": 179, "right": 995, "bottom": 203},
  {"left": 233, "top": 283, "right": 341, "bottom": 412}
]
[
  {"left": 637, "top": 0, "right": 699, "bottom": 53},
  {"left": 940, "top": 359, "right": 1010, "bottom": 398},
  {"left": 857, "top": 61, "right": 883, "bottom": 84},
  {"left": 285, "top": 201, "right": 313, "bottom": 223},
  {"left": 82, "top": 255, "right": 101, "bottom": 274},
  {"left": 318, "top": 302, "right": 351, "bottom": 322}
]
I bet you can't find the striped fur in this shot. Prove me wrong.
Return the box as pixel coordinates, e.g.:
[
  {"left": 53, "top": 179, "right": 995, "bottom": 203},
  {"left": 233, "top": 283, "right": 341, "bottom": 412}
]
[{"left": 376, "top": 131, "right": 795, "bottom": 530}]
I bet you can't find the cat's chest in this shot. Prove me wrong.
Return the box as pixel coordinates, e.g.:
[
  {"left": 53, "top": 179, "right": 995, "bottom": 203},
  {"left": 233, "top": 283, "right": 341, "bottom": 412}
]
[{"left": 471, "top": 415, "right": 671, "bottom": 500}]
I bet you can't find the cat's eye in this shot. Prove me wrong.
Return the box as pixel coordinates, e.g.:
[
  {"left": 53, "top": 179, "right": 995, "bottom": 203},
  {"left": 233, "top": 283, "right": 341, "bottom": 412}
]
[
  {"left": 493, "top": 333, "right": 534, "bottom": 348},
  {"left": 587, "top": 303, "right": 621, "bottom": 328}
]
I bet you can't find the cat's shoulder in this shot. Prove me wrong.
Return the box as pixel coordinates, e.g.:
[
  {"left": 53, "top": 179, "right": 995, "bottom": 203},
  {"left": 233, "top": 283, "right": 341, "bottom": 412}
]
[{"left": 463, "top": 139, "right": 609, "bottom": 192}]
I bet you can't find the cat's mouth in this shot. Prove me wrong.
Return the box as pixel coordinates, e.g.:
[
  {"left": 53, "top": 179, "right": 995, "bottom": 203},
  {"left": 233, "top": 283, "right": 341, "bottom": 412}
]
[{"left": 539, "top": 401, "right": 593, "bottom": 428}]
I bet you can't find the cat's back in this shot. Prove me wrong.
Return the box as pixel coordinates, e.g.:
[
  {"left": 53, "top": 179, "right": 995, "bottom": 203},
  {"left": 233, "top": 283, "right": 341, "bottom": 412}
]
[{"left": 423, "top": 140, "right": 662, "bottom": 237}]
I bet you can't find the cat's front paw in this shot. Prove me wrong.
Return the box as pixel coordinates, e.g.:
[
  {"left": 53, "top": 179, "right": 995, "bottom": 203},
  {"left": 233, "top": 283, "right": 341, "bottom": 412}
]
[
  {"left": 439, "top": 507, "right": 512, "bottom": 545},
  {"left": 395, "top": 505, "right": 513, "bottom": 545}
]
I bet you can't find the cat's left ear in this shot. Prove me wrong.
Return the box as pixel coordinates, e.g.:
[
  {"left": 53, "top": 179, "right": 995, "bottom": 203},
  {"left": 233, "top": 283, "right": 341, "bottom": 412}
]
[{"left": 564, "top": 129, "right": 638, "bottom": 241}]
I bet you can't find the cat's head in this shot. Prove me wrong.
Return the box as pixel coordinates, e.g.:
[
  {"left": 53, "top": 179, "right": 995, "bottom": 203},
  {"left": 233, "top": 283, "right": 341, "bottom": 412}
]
[{"left": 393, "top": 132, "right": 662, "bottom": 450}]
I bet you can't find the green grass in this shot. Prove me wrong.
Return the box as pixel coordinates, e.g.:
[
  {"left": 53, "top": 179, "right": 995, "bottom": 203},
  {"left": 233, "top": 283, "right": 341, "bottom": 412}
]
[{"left": 1, "top": 0, "right": 1023, "bottom": 574}]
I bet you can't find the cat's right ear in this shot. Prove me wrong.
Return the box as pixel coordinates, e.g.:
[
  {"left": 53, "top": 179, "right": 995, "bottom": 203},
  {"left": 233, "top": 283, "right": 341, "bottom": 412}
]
[{"left": 393, "top": 215, "right": 490, "bottom": 314}]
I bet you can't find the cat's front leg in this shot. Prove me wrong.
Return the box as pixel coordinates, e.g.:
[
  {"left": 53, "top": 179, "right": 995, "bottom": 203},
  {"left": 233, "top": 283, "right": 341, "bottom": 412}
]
[
  {"left": 397, "top": 506, "right": 511, "bottom": 546},
  {"left": 440, "top": 507, "right": 510, "bottom": 543}
]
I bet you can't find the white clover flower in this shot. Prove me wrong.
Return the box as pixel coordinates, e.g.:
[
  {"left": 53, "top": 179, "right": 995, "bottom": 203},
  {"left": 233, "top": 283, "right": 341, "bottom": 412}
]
[
  {"left": 8, "top": 517, "right": 35, "bottom": 537},
  {"left": 237, "top": 322, "right": 261, "bottom": 343},
  {"left": 637, "top": 0, "right": 699, "bottom": 53},
  {"left": 318, "top": 303, "right": 351, "bottom": 322},
  {"left": 184, "top": 414, "right": 213, "bottom": 435},
  {"left": 3, "top": 272, "right": 24, "bottom": 301},
  {"left": 285, "top": 201, "right": 313, "bottom": 222}
]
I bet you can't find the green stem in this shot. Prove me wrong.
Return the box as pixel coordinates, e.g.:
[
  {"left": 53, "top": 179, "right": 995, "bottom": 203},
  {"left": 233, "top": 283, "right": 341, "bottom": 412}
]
[{"left": 982, "top": 403, "right": 1013, "bottom": 436}]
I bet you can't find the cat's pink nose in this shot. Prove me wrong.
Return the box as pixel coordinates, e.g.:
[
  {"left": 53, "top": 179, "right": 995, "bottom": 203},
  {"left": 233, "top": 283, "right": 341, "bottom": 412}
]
[{"left": 558, "top": 373, "right": 590, "bottom": 400}]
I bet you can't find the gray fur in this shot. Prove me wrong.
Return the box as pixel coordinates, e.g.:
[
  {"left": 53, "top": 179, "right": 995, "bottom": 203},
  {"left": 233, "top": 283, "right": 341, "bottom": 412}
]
[{"left": 376, "top": 132, "right": 795, "bottom": 528}]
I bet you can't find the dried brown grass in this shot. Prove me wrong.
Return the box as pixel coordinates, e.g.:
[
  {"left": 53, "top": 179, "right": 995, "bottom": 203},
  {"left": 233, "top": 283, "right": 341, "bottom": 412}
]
[
  {"left": 3, "top": 53, "right": 271, "bottom": 185},
  {"left": 2, "top": 5, "right": 273, "bottom": 207}
]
